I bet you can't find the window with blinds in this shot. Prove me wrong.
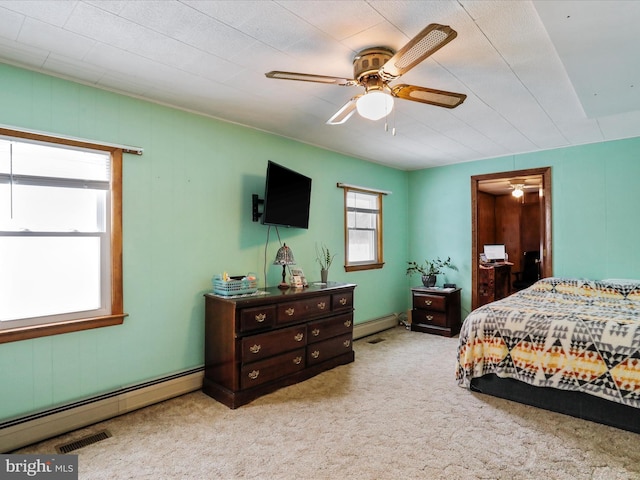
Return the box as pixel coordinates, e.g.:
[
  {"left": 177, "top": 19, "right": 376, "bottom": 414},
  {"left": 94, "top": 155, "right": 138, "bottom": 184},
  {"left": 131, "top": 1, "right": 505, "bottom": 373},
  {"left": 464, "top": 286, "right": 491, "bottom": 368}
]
[
  {"left": 0, "top": 131, "right": 126, "bottom": 342},
  {"left": 343, "top": 188, "right": 384, "bottom": 271}
]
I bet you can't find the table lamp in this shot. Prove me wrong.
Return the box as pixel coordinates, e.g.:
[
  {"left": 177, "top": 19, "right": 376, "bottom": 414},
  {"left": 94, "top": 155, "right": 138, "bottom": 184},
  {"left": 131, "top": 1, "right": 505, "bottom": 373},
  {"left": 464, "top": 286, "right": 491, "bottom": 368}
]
[{"left": 273, "top": 243, "right": 296, "bottom": 289}]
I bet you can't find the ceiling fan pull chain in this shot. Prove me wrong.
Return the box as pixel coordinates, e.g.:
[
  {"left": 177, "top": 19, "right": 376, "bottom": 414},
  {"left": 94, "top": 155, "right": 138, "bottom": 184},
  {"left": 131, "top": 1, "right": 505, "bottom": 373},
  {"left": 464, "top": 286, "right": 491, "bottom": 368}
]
[{"left": 392, "top": 107, "right": 397, "bottom": 136}]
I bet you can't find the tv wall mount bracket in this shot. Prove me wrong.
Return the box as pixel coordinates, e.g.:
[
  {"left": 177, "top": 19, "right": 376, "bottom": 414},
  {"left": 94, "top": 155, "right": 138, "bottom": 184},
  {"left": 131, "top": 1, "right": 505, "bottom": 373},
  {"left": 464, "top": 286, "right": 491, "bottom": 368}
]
[{"left": 252, "top": 194, "right": 264, "bottom": 222}]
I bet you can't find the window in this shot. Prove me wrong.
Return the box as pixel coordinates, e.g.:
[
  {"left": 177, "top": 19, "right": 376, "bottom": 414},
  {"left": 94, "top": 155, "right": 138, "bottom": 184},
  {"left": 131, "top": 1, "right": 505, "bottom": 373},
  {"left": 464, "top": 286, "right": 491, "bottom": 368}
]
[
  {"left": 0, "top": 128, "right": 126, "bottom": 343},
  {"left": 343, "top": 186, "right": 384, "bottom": 271}
]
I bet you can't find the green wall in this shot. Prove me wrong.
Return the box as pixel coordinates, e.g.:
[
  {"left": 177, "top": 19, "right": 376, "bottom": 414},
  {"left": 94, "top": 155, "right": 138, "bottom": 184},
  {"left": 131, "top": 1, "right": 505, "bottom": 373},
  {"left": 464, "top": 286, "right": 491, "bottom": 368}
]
[
  {"left": 3, "top": 60, "right": 640, "bottom": 422},
  {"left": 408, "top": 139, "right": 640, "bottom": 318},
  {"left": 0, "top": 64, "right": 409, "bottom": 420}
]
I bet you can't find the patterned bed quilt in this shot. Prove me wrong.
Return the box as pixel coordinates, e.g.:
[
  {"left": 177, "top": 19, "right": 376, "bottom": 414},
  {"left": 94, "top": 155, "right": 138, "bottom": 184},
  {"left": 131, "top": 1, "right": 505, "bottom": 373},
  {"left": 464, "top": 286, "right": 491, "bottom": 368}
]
[{"left": 456, "top": 277, "right": 640, "bottom": 408}]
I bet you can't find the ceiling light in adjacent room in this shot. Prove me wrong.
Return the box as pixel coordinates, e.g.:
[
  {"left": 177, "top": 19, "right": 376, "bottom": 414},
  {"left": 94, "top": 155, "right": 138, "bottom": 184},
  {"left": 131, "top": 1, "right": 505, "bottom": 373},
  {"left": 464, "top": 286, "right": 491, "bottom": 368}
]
[{"left": 511, "top": 185, "right": 524, "bottom": 198}]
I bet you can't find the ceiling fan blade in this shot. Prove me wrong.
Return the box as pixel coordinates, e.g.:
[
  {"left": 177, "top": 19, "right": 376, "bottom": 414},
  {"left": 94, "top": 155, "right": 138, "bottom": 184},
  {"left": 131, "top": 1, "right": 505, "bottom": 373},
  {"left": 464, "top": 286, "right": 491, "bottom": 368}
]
[
  {"left": 266, "top": 71, "right": 357, "bottom": 86},
  {"left": 392, "top": 84, "right": 466, "bottom": 109},
  {"left": 326, "top": 97, "right": 360, "bottom": 125},
  {"left": 380, "top": 24, "right": 457, "bottom": 79}
]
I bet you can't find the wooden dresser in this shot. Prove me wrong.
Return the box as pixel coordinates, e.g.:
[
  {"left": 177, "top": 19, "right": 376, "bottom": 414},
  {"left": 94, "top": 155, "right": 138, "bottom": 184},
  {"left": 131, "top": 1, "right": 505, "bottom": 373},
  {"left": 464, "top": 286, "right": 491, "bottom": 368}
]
[
  {"left": 203, "top": 282, "right": 356, "bottom": 408},
  {"left": 410, "top": 287, "right": 462, "bottom": 337},
  {"left": 478, "top": 262, "right": 512, "bottom": 306}
]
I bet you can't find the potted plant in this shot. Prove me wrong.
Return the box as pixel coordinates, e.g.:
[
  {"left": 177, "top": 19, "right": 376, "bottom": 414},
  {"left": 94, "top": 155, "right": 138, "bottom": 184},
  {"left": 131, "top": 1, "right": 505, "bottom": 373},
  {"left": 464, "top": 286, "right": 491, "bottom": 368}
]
[
  {"left": 406, "top": 256, "right": 457, "bottom": 287},
  {"left": 316, "top": 243, "right": 336, "bottom": 284}
]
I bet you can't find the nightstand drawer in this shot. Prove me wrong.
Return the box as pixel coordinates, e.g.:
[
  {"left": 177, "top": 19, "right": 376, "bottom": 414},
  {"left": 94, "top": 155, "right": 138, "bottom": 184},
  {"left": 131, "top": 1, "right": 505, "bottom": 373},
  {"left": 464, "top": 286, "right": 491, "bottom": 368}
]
[
  {"left": 306, "top": 333, "right": 352, "bottom": 365},
  {"left": 307, "top": 313, "right": 353, "bottom": 344},
  {"left": 241, "top": 325, "right": 306, "bottom": 362},
  {"left": 413, "top": 294, "right": 446, "bottom": 311},
  {"left": 241, "top": 348, "right": 305, "bottom": 389},
  {"left": 240, "top": 305, "right": 276, "bottom": 332},
  {"left": 412, "top": 309, "right": 447, "bottom": 327},
  {"left": 277, "top": 295, "right": 331, "bottom": 324}
]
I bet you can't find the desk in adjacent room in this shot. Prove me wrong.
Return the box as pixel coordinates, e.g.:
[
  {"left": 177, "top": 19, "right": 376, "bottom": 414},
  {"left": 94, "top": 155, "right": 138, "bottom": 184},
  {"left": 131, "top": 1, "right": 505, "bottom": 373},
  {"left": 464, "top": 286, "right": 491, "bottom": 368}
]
[{"left": 478, "top": 262, "right": 513, "bottom": 306}]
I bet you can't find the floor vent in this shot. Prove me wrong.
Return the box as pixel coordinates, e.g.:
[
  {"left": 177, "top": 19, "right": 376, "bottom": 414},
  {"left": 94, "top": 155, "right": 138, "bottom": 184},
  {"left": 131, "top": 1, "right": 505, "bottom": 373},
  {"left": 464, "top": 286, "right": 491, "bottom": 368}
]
[
  {"left": 55, "top": 430, "right": 112, "bottom": 454},
  {"left": 367, "top": 337, "right": 386, "bottom": 344}
]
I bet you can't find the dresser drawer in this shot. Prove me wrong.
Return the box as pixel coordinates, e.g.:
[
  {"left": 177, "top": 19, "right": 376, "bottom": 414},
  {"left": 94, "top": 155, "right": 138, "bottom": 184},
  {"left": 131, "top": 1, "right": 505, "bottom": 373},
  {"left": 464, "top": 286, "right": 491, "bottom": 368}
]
[
  {"left": 277, "top": 295, "right": 331, "bottom": 324},
  {"left": 413, "top": 293, "right": 446, "bottom": 311},
  {"left": 307, "top": 333, "right": 353, "bottom": 366},
  {"left": 307, "top": 313, "right": 353, "bottom": 344},
  {"left": 241, "top": 348, "right": 305, "bottom": 389},
  {"left": 412, "top": 309, "right": 447, "bottom": 327},
  {"left": 332, "top": 291, "right": 353, "bottom": 311},
  {"left": 239, "top": 305, "right": 276, "bottom": 332},
  {"left": 241, "top": 325, "right": 306, "bottom": 362}
]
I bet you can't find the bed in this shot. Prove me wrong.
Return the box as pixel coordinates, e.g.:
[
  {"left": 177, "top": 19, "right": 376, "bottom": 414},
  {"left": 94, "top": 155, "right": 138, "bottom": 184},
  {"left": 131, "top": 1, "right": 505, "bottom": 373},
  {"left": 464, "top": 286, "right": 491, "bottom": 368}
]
[{"left": 456, "top": 277, "right": 640, "bottom": 433}]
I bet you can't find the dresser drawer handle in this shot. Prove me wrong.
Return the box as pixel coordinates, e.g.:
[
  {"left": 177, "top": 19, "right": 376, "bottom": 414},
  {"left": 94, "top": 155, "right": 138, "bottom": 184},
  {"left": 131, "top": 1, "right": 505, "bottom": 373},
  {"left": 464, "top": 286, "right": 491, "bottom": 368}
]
[
  {"left": 339, "top": 297, "right": 347, "bottom": 305},
  {"left": 317, "top": 301, "right": 326, "bottom": 310},
  {"left": 344, "top": 319, "right": 352, "bottom": 327},
  {"left": 294, "top": 333, "right": 304, "bottom": 342},
  {"left": 426, "top": 315, "right": 433, "bottom": 321},
  {"left": 250, "top": 344, "right": 261, "bottom": 354},
  {"left": 293, "top": 356, "right": 302, "bottom": 365},
  {"left": 285, "top": 307, "right": 295, "bottom": 316},
  {"left": 343, "top": 340, "right": 351, "bottom": 348},
  {"left": 312, "top": 328, "right": 320, "bottom": 336},
  {"left": 248, "top": 370, "right": 259, "bottom": 380},
  {"left": 311, "top": 350, "right": 320, "bottom": 359},
  {"left": 255, "top": 313, "right": 266, "bottom": 323},
  {"left": 424, "top": 299, "right": 432, "bottom": 306}
]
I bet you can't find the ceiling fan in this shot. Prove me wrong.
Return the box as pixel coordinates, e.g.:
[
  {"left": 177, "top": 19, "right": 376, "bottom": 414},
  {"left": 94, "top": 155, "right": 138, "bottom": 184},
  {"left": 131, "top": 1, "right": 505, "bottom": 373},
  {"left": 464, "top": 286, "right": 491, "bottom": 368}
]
[{"left": 265, "top": 23, "right": 467, "bottom": 125}]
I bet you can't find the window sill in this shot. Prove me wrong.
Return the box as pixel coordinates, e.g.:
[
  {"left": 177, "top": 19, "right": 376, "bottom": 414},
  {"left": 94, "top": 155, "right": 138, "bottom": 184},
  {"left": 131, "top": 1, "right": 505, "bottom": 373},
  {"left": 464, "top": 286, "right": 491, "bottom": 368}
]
[
  {"left": 0, "top": 313, "right": 128, "bottom": 344},
  {"left": 344, "top": 262, "right": 384, "bottom": 272}
]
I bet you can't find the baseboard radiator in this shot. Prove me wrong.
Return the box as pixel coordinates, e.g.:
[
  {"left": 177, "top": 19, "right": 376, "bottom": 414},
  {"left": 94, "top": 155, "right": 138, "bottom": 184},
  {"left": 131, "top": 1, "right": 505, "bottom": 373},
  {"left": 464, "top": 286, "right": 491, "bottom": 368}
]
[
  {"left": 353, "top": 313, "right": 398, "bottom": 340},
  {"left": 2, "top": 315, "right": 398, "bottom": 453},
  {"left": 0, "top": 367, "right": 204, "bottom": 453}
]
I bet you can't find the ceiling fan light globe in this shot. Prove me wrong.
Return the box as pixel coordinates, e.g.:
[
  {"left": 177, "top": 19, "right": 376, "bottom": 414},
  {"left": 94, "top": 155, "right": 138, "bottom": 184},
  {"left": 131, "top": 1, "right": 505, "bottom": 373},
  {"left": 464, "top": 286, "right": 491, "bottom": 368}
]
[
  {"left": 356, "top": 91, "right": 394, "bottom": 120},
  {"left": 512, "top": 187, "right": 524, "bottom": 198}
]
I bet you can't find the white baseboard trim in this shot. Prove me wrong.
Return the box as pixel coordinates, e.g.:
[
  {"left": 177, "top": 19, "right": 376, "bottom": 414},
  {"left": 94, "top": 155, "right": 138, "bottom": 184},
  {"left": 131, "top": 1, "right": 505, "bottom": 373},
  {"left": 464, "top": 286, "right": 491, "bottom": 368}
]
[
  {"left": 0, "top": 368, "right": 204, "bottom": 453},
  {"left": 353, "top": 314, "right": 398, "bottom": 340}
]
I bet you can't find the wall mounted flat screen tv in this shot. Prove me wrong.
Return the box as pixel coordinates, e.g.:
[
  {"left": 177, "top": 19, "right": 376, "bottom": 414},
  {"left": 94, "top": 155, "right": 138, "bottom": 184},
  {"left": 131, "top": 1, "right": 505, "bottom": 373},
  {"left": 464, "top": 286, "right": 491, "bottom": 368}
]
[{"left": 262, "top": 160, "right": 312, "bottom": 229}]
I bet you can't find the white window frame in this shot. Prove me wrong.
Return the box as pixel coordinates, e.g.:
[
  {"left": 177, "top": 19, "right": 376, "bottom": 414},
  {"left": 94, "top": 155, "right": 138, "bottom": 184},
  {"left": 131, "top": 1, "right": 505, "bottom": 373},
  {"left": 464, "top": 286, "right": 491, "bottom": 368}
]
[{"left": 0, "top": 128, "right": 126, "bottom": 344}]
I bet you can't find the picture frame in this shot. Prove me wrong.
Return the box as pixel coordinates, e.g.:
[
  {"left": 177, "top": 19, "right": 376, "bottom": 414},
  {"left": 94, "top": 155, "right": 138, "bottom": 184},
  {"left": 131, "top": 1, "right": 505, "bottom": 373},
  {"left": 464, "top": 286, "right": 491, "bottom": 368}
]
[{"left": 290, "top": 268, "right": 307, "bottom": 287}]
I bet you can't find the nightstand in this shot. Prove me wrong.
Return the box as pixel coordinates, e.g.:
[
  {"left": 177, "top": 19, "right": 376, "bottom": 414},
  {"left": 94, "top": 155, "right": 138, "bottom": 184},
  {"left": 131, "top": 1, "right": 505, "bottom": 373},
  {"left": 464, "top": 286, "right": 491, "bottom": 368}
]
[{"left": 410, "top": 287, "right": 461, "bottom": 337}]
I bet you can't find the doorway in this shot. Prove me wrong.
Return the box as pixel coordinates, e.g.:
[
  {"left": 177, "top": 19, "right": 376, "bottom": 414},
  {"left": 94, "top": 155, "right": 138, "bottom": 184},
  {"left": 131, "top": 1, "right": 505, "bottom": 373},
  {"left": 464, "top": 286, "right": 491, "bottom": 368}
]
[{"left": 471, "top": 167, "right": 552, "bottom": 310}]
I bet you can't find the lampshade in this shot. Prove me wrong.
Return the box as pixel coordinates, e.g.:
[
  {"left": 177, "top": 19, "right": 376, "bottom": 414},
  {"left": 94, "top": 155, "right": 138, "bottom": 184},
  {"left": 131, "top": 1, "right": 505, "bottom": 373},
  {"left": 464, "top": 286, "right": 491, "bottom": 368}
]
[
  {"left": 273, "top": 243, "right": 296, "bottom": 266},
  {"left": 273, "top": 243, "right": 295, "bottom": 289},
  {"left": 356, "top": 91, "right": 394, "bottom": 121}
]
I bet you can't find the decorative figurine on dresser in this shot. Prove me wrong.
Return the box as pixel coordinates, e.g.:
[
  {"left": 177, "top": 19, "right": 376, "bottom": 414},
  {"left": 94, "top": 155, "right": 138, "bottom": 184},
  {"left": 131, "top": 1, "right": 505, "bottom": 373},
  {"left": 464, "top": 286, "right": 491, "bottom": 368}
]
[
  {"left": 410, "top": 286, "right": 462, "bottom": 337},
  {"left": 203, "top": 281, "right": 356, "bottom": 408}
]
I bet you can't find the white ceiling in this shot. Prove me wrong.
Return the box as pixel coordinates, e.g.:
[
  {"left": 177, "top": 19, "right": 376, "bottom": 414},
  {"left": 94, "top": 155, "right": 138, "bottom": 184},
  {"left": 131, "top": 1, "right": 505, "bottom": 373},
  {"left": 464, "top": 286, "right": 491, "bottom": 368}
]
[{"left": 0, "top": 0, "right": 638, "bottom": 171}]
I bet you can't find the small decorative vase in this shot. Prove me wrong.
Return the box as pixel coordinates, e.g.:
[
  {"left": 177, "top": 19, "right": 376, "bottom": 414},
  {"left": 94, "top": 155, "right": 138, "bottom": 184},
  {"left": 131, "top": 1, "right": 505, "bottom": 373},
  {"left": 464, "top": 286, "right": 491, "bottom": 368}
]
[
  {"left": 422, "top": 274, "right": 437, "bottom": 288},
  {"left": 321, "top": 269, "right": 328, "bottom": 284}
]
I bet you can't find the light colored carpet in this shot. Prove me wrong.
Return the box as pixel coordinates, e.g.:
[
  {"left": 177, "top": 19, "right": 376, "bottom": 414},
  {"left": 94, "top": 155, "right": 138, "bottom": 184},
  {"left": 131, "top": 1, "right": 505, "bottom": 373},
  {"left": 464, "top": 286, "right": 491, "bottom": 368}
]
[{"left": 16, "top": 327, "right": 640, "bottom": 479}]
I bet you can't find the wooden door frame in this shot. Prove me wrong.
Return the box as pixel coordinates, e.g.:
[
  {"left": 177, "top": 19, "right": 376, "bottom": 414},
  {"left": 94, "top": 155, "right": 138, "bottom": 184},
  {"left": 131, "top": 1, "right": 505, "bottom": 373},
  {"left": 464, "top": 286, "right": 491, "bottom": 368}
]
[{"left": 471, "top": 167, "right": 552, "bottom": 310}]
